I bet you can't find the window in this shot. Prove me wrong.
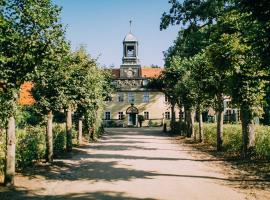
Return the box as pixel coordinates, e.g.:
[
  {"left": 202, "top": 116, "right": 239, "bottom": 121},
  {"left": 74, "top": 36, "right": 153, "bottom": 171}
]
[
  {"left": 128, "top": 92, "right": 135, "bottom": 103},
  {"left": 118, "top": 112, "right": 124, "bottom": 120},
  {"left": 165, "top": 111, "right": 170, "bottom": 119},
  {"left": 143, "top": 92, "right": 150, "bottom": 103},
  {"left": 224, "top": 100, "right": 231, "bottom": 108},
  {"left": 226, "top": 109, "right": 232, "bottom": 115},
  {"left": 144, "top": 111, "right": 149, "bottom": 120},
  {"left": 165, "top": 95, "right": 169, "bottom": 102},
  {"left": 118, "top": 93, "right": 124, "bottom": 102},
  {"left": 105, "top": 112, "right": 111, "bottom": 120}
]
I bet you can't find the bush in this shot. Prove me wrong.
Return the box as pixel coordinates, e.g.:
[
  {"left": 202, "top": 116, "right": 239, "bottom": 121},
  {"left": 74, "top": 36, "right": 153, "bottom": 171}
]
[
  {"left": 53, "top": 124, "right": 66, "bottom": 156},
  {"left": 148, "top": 119, "right": 162, "bottom": 127},
  {"left": 16, "top": 106, "right": 43, "bottom": 128},
  {"left": 16, "top": 126, "right": 46, "bottom": 169},
  {"left": 255, "top": 126, "right": 270, "bottom": 159},
  {"left": 194, "top": 123, "right": 270, "bottom": 158}
]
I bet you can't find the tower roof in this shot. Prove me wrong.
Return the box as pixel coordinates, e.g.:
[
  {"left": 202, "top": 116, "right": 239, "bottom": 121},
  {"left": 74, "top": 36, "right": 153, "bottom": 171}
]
[{"left": 123, "top": 32, "right": 138, "bottom": 42}]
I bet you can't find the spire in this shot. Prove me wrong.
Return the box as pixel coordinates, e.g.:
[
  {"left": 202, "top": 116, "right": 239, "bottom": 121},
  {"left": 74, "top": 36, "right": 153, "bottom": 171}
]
[{"left": 129, "top": 19, "right": 132, "bottom": 33}]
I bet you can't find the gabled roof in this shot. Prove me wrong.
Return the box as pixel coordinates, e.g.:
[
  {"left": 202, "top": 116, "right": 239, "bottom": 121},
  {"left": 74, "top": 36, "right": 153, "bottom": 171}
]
[{"left": 124, "top": 32, "right": 138, "bottom": 42}]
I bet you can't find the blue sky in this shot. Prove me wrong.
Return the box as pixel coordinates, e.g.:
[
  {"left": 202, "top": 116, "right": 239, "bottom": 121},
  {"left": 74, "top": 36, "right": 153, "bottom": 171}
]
[{"left": 53, "top": 0, "right": 180, "bottom": 67}]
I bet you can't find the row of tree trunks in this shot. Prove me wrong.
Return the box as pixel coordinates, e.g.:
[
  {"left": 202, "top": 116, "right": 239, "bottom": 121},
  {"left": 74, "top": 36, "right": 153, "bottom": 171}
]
[
  {"left": 3, "top": 106, "right": 89, "bottom": 186},
  {"left": 175, "top": 98, "right": 255, "bottom": 157}
]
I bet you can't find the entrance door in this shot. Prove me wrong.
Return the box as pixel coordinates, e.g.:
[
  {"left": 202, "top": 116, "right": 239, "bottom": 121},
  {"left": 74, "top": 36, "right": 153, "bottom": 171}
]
[{"left": 128, "top": 113, "right": 137, "bottom": 126}]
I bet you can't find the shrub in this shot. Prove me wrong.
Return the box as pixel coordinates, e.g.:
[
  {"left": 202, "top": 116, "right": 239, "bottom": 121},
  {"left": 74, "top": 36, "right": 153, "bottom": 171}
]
[
  {"left": 222, "top": 124, "right": 242, "bottom": 152},
  {"left": 194, "top": 123, "right": 270, "bottom": 158},
  {"left": 16, "top": 106, "right": 43, "bottom": 128},
  {"left": 16, "top": 126, "right": 46, "bottom": 169},
  {"left": 255, "top": 126, "right": 270, "bottom": 159},
  {"left": 138, "top": 115, "right": 145, "bottom": 127},
  {"left": 53, "top": 124, "right": 66, "bottom": 156}
]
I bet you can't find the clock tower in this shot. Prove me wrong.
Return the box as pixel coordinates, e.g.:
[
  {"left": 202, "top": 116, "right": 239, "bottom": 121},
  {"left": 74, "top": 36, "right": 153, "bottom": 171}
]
[{"left": 120, "top": 21, "right": 141, "bottom": 78}]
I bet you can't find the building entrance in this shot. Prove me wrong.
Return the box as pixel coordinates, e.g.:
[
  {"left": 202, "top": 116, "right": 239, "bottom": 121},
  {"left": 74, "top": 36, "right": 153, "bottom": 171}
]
[
  {"left": 126, "top": 104, "right": 139, "bottom": 126},
  {"left": 128, "top": 113, "right": 137, "bottom": 126}
]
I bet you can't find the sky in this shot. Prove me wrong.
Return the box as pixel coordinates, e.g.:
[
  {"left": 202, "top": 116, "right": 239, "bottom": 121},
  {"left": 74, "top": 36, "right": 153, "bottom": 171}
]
[{"left": 53, "top": 0, "right": 181, "bottom": 67}]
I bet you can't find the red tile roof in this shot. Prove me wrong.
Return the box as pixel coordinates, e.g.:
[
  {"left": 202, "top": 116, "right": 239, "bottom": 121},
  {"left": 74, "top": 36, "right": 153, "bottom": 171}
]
[
  {"left": 111, "top": 67, "right": 163, "bottom": 78},
  {"left": 19, "top": 82, "right": 35, "bottom": 105},
  {"left": 112, "top": 69, "right": 120, "bottom": 77},
  {"left": 141, "top": 68, "right": 163, "bottom": 78},
  {"left": 19, "top": 67, "right": 163, "bottom": 106}
]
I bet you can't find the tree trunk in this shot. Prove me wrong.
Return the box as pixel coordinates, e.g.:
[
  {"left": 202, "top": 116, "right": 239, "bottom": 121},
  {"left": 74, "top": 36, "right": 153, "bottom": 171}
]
[
  {"left": 170, "top": 103, "right": 176, "bottom": 134},
  {"left": 190, "top": 111, "right": 195, "bottom": 141},
  {"left": 66, "top": 107, "right": 72, "bottom": 152},
  {"left": 46, "top": 111, "right": 53, "bottom": 162},
  {"left": 198, "top": 111, "right": 203, "bottom": 143},
  {"left": 89, "top": 127, "right": 95, "bottom": 141},
  {"left": 184, "top": 106, "right": 189, "bottom": 136},
  {"left": 216, "top": 95, "right": 224, "bottom": 151},
  {"left": 179, "top": 108, "right": 183, "bottom": 135},
  {"left": 4, "top": 116, "right": 16, "bottom": 186},
  {"left": 241, "top": 105, "right": 255, "bottom": 158},
  {"left": 186, "top": 110, "right": 191, "bottom": 137},
  {"left": 78, "top": 118, "right": 83, "bottom": 145}
]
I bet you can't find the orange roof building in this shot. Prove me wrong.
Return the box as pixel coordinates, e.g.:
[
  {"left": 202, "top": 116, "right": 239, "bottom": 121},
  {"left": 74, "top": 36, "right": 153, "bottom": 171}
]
[
  {"left": 104, "top": 28, "right": 179, "bottom": 127},
  {"left": 19, "top": 82, "right": 35, "bottom": 106}
]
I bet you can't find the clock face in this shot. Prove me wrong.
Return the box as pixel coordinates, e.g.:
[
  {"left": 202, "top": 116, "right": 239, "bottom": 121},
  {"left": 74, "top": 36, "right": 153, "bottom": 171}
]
[{"left": 127, "top": 69, "right": 133, "bottom": 77}]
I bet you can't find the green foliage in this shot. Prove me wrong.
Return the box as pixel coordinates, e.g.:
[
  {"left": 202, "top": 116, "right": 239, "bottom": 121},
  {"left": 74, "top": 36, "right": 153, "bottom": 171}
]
[
  {"left": 0, "top": 130, "right": 5, "bottom": 175},
  {"left": 161, "top": 0, "right": 270, "bottom": 154},
  {"left": 194, "top": 123, "right": 270, "bottom": 158},
  {"left": 148, "top": 120, "right": 161, "bottom": 127},
  {"left": 53, "top": 124, "right": 66, "bottom": 156},
  {"left": 255, "top": 126, "right": 270, "bottom": 159},
  {"left": 15, "top": 106, "right": 43, "bottom": 128},
  {"left": 1, "top": 0, "right": 67, "bottom": 118},
  {"left": 138, "top": 115, "right": 145, "bottom": 123},
  {"left": 16, "top": 126, "right": 46, "bottom": 169}
]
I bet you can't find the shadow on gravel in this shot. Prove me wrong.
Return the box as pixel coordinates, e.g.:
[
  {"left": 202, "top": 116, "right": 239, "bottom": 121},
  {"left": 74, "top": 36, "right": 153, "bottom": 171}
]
[
  {"left": 0, "top": 188, "right": 157, "bottom": 200},
  {"left": 82, "top": 144, "right": 157, "bottom": 151},
  {"left": 17, "top": 149, "right": 270, "bottom": 184},
  {"left": 179, "top": 137, "right": 270, "bottom": 190}
]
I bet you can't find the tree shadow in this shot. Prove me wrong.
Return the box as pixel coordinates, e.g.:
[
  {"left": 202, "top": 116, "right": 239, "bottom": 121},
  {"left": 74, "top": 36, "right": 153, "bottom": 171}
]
[
  {"left": 98, "top": 140, "right": 147, "bottom": 144},
  {"left": 83, "top": 144, "right": 157, "bottom": 151},
  {"left": 17, "top": 148, "right": 270, "bottom": 185},
  {"left": 20, "top": 160, "right": 158, "bottom": 182},
  {"left": 0, "top": 188, "right": 158, "bottom": 200}
]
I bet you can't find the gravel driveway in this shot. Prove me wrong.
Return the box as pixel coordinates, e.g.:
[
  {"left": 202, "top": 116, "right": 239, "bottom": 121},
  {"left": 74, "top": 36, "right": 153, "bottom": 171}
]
[{"left": 0, "top": 127, "right": 266, "bottom": 199}]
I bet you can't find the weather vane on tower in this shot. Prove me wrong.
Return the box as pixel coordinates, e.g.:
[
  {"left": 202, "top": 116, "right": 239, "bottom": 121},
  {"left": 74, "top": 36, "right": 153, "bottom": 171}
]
[{"left": 129, "top": 19, "right": 132, "bottom": 33}]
